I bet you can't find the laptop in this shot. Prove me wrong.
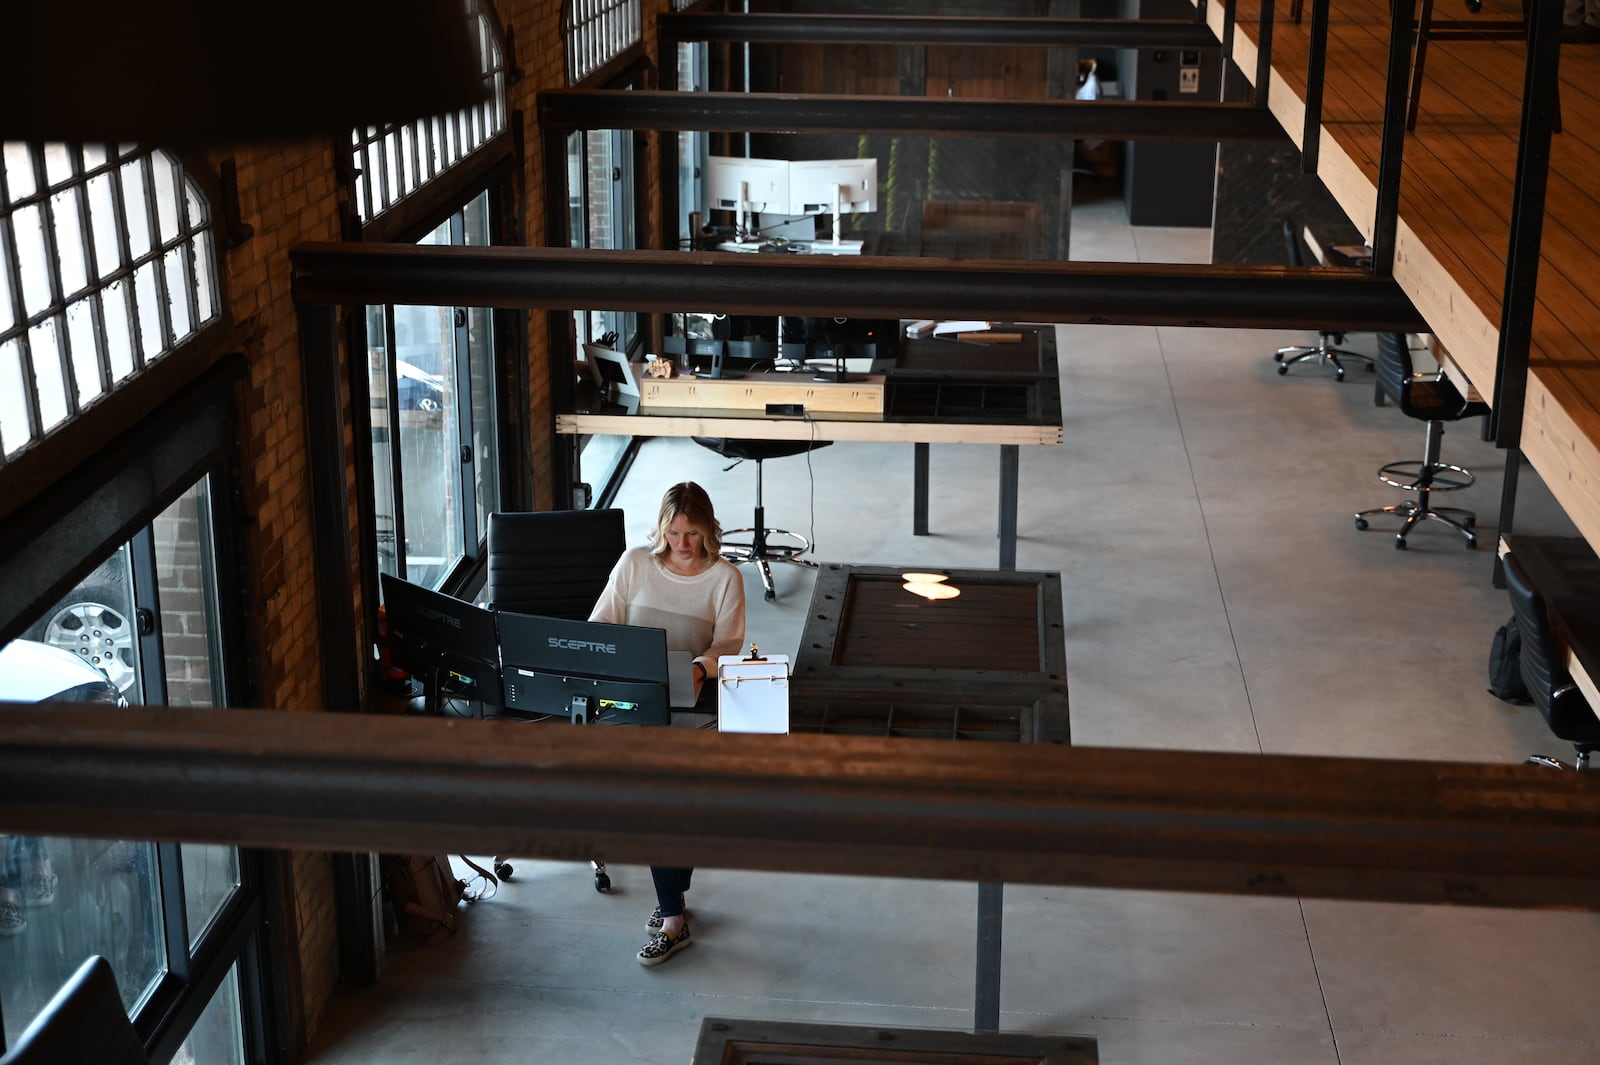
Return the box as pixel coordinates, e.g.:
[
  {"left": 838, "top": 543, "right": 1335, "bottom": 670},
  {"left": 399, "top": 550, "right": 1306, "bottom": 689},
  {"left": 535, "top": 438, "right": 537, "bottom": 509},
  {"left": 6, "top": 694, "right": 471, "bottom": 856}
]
[{"left": 667, "top": 650, "right": 698, "bottom": 708}]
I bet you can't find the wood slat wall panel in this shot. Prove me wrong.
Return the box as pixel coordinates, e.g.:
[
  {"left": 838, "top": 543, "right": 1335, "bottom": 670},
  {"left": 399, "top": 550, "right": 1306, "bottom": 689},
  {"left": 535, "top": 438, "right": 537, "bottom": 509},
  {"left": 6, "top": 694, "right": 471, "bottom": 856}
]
[{"left": 1205, "top": 0, "right": 1600, "bottom": 557}]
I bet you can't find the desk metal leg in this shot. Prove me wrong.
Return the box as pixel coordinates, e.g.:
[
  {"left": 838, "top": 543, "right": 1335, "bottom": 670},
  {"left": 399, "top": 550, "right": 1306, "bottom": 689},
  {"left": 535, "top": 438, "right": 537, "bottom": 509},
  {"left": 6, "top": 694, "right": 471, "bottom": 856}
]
[
  {"left": 998, "top": 446, "right": 1019, "bottom": 571},
  {"left": 975, "top": 881, "right": 1003, "bottom": 1032},
  {"left": 914, "top": 443, "right": 930, "bottom": 535}
]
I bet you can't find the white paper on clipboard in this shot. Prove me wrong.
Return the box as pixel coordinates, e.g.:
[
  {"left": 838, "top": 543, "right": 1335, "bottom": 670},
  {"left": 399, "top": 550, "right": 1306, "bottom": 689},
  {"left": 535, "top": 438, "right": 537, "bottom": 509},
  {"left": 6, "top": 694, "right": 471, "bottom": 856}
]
[{"left": 716, "top": 654, "right": 790, "bottom": 734}]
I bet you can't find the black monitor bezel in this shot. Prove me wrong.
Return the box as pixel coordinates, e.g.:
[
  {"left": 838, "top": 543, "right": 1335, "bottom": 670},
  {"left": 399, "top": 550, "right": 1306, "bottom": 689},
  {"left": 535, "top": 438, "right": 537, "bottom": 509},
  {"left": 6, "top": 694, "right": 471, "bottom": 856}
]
[{"left": 496, "top": 611, "right": 672, "bottom": 726}]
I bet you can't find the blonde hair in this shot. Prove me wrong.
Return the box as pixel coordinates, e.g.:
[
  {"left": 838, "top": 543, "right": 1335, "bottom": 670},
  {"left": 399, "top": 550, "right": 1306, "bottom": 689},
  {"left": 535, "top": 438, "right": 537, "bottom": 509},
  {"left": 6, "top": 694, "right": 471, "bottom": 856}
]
[{"left": 650, "top": 481, "right": 723, "bottom": 560}]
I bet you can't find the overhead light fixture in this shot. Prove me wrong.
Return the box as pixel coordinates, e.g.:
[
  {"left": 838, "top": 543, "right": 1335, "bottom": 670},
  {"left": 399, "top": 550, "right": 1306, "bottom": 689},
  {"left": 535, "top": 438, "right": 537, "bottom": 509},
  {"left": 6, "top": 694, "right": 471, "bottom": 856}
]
[
  {"left": 3, "top": 0, "right": 486, "bottom": 145},
  {"left": 900, "top": 571, "right": 950, "bottom": 584}
]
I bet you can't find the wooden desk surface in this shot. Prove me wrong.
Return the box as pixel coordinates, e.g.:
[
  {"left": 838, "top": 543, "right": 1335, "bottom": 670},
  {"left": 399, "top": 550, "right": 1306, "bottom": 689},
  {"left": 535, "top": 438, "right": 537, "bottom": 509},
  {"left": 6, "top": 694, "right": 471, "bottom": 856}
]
[{"left": 560, "top": 323, "right": 1064, "bottom": 447}]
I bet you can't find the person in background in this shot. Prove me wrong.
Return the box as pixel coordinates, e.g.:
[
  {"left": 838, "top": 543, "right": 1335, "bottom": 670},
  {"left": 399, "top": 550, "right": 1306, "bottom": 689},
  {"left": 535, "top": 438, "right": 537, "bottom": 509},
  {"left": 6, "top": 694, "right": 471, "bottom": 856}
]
[{"left": 589, "top": 481, "right": 746, "bottom": 965}]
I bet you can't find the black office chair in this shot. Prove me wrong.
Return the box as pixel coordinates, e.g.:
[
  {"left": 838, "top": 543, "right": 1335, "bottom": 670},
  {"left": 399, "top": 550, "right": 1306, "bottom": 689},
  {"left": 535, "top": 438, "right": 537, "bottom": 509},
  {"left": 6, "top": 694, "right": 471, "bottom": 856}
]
[
  {"left": 691, "top": 437, "right": 832, "bottom": 602},
  {"left": 1274, "top": 220, "right": 1375, "bottom": 382},
  {"left": 1354, "top": 332, "right": 1489, "bottom": 549},
  {"left": 484, "top": 507, "right": 628, "bottom": 888},
  {"left": 485, "top": 508, "right": 627, "bottom": 619},
  {"left": 1503, "top": 553, "right": 1600, "bottom": 769},
  {"left": 0, "top": 956, "right": 147, "bottom": 1065}
]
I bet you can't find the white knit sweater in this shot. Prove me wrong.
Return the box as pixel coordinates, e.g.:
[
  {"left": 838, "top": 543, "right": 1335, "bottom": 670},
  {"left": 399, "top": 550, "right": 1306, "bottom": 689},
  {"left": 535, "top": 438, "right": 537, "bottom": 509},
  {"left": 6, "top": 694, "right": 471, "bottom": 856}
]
[{"left": 589, "top": 546, "right": 746, "bottom": 674}]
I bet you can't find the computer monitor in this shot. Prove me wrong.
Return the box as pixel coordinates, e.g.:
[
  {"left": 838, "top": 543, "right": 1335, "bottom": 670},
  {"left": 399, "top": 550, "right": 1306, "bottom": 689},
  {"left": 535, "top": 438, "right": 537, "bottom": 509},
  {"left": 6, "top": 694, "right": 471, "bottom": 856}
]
[
  {"left": 802, "top": 317, "right": 900, "bottom": 382},
  {"left": 661, "top": 334, "right": 767, "bottom": 380},
  {"left": 496, "top": 611, "right": 672, "bottom": 726},
  {"left": 380, "top": 573, "right": 502, "bottom": 711},
  {"left": 788, "top": 158, "right": 878, "bottom": 248},
  {"left": 705, "top": 155, "right": 791, "bottom": 241}
]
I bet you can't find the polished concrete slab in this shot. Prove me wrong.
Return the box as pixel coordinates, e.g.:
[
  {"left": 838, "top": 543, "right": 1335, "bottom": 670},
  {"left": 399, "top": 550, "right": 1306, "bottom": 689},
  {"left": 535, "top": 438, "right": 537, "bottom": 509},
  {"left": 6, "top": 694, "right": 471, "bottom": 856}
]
[{"left": 303, "top": 198, "right": 1595, "bottom": 1065}]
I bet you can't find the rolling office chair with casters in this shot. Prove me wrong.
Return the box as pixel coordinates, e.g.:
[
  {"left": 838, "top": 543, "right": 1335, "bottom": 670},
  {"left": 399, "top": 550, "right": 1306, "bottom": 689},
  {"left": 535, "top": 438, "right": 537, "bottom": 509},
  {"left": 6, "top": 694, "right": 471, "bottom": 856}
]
[
  {"left": 1354, "top": 332, "right": 1489, "bottom": 549},
  {"left": 1274, "top": 220, "right": 1376, "bottom": 383},
  {"left": 484, "top": 507, "right": 628, "bottom": 889},
  {"left": 691, "top": 436, "right": 832, "bottom": 602},
  {"left": 1503, "top": 553, "right": 1600, "bottom": 768}
]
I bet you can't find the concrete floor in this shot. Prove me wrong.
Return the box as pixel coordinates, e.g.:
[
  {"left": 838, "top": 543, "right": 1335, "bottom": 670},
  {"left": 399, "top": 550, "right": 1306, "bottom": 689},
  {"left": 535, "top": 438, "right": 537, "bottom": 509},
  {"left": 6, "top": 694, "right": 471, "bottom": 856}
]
[{"left": 303, "top": 196, "right": 1600, "bottom": 1065}]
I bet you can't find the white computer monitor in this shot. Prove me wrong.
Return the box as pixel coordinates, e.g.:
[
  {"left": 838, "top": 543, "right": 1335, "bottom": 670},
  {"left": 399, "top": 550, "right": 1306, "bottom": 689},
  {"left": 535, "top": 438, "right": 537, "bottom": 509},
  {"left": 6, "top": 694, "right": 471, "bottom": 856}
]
[
  {"left": 704, "top": 155, "right": 791, "bottom": 240},
  {"left": 787, "top": 158, "right": 878, "bottom": 249}
]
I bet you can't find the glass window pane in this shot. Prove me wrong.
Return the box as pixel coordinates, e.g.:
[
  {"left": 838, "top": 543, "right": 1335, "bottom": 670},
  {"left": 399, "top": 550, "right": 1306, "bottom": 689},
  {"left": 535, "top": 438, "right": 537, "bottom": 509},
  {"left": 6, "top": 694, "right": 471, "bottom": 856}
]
[
  {"left": 0, "top": 835, "right": 165, "bottom": 1045},
  {"left": 155, "top": 479, "right": 222, "bottom": 708},
  {"left": 0, "top": 338, "right": 29, "bottom": 456},
  {"left": 368, "top": 305, "right": 400, "bottom": 580},
  {"left": 82, "top": 143, "right": 107, "bottom": 171},
  {"left": 468, "top": 304, "right": 498, "bottom": 530},
  {"left": 133, "top": 260, "right": 162, "bottom": 361},
  {"left": 174, "top": 962, "right": 244, "bottom": 1065},
  {"left": 152, "top": 155, "right": 180, "bottom": 243},
  {"left": 164, "top": 247, "right": 191, "bottom": 341},
  {"left": 0, "top": 235, "right": 13, "bottom": 333},
  {"left": 384, "top": 131, "right": 401, "bottom": 202},
  {"left": 15, "top": 203, "right": 53, "bottom": 316},
  {"left": 87, "top": 171, "right": 122, "bottom": 280},
  {"left": 41, "top": 143, "right": 73, "bottom": 188},
  {"left": 394, "top": 304, "right": 461, "bottom": 589},
  {"left": 4, "top": 142, "right": 37, "bottom": 200},
  {"left": 121, "top": 159, "right": 151, "bottom": 261},
  {"left": 192, "top": 234, "right": 216, "bottom": 324},
  {"left": 52, "top": 187, "right": 88, "bottom": 297},
  {"left": 66, "top": 298, "right": 103, "bottom": 407},
  {"left": 30, "top": 316, "right": 66, "bottom": 431},
  {"left": 102, "top": 282, "right": 134, "bottom": 382}
]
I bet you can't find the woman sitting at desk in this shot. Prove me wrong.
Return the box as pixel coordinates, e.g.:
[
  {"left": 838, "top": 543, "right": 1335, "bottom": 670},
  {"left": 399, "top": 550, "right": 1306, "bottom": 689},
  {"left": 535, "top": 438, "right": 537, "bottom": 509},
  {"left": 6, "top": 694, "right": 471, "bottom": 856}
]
[{"left": 589, "top": 480, "right": 746, "bottom": 965}]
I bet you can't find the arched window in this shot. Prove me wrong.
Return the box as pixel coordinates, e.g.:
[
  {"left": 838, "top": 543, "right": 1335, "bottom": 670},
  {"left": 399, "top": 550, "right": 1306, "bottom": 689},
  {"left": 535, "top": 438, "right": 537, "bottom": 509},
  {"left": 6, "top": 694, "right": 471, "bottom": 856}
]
[
  {"left": 0, "top": 144, "right": 218, "bottom": 460},
  {"left": 565, "top": 0, "right": 642, "bottom": 84},
  {"left": 351, "top": 2, "right": 508, "bottom": 223}
]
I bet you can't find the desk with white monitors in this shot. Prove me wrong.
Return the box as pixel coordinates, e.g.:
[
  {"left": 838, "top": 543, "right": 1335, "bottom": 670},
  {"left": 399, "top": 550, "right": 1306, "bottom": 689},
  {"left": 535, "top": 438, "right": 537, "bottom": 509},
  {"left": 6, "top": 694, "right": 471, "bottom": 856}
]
[
  {"left": 705, "top": 155, "right": 877, "bottom": 255},
  {"left": 560, "top": 322, "right": 1063, "bottom": 570}
]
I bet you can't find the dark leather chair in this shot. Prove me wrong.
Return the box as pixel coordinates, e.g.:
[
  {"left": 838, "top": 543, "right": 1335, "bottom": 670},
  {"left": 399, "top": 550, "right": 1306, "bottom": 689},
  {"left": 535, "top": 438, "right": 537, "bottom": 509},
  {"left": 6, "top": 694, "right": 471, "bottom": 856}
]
[
  {"left": 0, "top": 955, "right": 146, "bottom": 1065},
  {"left": 1274, "top": 221, "right": 1375, "bottom": 382},
  {"left": 1354, "top": 332, "right": 1489, "bottom": 548},
  {"left": 1503, "top": 553, "right": 1600, "bottom": 769},
  {"left": 691, "top": 437, "right": 832, "bottom": 602},
  {"left": 485, "top": 508, "right": 627, "bottom": 619}
]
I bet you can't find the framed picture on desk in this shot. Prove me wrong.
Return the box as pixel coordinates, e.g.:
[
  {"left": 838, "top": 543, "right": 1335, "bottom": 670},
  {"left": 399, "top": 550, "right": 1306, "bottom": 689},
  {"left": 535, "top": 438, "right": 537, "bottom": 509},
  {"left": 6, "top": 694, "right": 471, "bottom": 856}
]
[{"left": 583, "top": 343, "right": 641, "bottom": 399}]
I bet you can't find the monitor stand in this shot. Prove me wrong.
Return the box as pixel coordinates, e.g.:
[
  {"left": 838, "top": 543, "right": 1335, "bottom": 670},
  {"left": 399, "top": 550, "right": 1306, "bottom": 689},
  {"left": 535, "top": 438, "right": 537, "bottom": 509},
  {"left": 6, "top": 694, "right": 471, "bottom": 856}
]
[
  {"left": 700, "top": 351, "right": 745, "bottom": 380},
  {"left": 811, "top": 348, "right": 857, "bottom": 384}
]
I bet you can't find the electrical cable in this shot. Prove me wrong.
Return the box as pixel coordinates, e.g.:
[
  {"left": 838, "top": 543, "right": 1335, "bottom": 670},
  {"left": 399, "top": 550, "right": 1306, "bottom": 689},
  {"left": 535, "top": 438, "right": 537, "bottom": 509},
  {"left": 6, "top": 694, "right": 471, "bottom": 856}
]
[{"left": 803, "top": 411, "right": 819, "bottom": 556}]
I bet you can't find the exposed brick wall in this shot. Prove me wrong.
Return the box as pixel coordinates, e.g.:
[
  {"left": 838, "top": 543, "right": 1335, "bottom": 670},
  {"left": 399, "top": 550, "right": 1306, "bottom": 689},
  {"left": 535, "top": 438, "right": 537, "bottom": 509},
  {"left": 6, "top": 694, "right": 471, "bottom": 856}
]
[{"left": 207, "top": 136, "right": 347, "bottom": 1041}]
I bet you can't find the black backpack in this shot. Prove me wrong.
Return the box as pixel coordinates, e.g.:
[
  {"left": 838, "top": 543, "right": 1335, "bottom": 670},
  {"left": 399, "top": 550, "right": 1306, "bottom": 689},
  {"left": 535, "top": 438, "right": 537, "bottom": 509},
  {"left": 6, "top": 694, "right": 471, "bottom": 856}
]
[{"left": 1487, "top": 615, "right": 1532, "bottom": 704}]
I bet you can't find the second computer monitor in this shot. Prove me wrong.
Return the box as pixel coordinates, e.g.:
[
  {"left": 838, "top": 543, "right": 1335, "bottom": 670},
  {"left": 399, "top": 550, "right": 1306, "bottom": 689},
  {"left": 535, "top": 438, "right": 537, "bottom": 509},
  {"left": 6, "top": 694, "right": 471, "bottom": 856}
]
[
  {"left": 380, "top": 572, "right": 502, "bottom": 708},
  {"left": 496, "top": 611, "right": 672, "bottom": 726}
]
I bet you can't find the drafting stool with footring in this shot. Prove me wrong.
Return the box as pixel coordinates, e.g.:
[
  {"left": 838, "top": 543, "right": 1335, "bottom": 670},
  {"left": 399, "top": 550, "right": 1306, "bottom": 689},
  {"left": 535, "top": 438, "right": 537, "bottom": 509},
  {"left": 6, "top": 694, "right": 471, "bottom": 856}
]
[
  {"left": 692, "top": 436, "right": 832, "bottom": 602},
  {"left": 1354, "top": 332, "right": 1488, "bottom": 549}
]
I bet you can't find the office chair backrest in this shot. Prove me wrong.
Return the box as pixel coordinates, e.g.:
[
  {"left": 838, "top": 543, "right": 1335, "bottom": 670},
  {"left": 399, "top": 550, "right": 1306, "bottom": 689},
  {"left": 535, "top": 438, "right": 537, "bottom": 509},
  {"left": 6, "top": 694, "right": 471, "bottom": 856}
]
[
  {"left": 486, "top": 508, "right": 627, "bottom": 620},
  {"left": 0, "top": 956, "right": 147, "bottom": 1065},
  {"left": 1375, "top": 332, "right": 1412, "bottom": 408},
  {"left": 1281, "top": 219, "right": 1305, "bottom": 268},
  {"left": 1503, "top": 553, "right": 1569, "bottom": 719}
]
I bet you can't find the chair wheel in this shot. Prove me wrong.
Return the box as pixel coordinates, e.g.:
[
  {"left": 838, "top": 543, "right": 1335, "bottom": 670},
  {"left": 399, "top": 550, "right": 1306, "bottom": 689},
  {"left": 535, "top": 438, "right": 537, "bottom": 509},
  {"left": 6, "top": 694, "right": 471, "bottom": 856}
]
[
  {"left": 1273, "top": 352, "right": 1284, "bottom": 361},
  {"left": 1277, "top": 363, "right": 1289, "bottom": 376},
  {"left": 1354, "top": 517, "right": 1369, "bottom": 530},
  {"left": 495, "top": 862, "right": 513, "bottom": 880},
  {"left": 764, "top": 589, "right": 776, "bottom": 602},
  {"left": 1395, "top": 537, "right": 1407, "bottom": 550},
  {"left": 595, "top": 872, "right": 611, "bottom": 893},
  {"left": 1335, "top": 368, "right": 1345, "bottom": 382},
  {"left": 1465, "top": 539, "right": 1477, "bottom": 550},
  {"left": 1365, "top": 362, "right": 1375, "bottom": 372}
]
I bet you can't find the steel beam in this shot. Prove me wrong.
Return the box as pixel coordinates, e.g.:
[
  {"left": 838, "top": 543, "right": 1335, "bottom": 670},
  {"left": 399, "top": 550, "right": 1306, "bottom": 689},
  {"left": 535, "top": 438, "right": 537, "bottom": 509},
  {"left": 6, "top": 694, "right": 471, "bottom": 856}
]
[
  {"left": 659, "top": 13, "right": 1220, "bottom": 49},
  {"left": 538, "top": 90, "right": 1286, "bottom": 142},
  {"left": 290, "top": 243, "right": 1424, "bottom": 332},
  {"left": 7, "top": 704, "right": 1600, "bottom": 911}
]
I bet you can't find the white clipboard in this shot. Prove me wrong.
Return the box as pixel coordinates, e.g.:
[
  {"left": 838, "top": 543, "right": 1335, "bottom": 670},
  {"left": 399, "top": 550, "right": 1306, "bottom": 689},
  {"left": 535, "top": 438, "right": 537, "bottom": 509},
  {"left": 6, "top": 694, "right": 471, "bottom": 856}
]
[{"left": 716, "top": 653, "right": 790, "bottom": 734}]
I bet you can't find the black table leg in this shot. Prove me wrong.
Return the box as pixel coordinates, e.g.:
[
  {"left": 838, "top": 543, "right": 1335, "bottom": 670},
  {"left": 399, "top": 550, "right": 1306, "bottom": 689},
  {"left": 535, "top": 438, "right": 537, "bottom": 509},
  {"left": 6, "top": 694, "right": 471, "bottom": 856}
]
[
  {"left": 914, "top": 442, "right": 930, "bottom": 535},
  {"left": 999, "top": 445, "right": 1019, "bottom": 570},
  {"left": 975, "top": 881, "right": 1003, "bottom": 1032}
]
